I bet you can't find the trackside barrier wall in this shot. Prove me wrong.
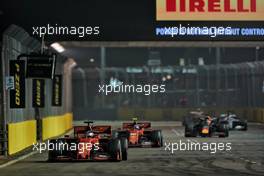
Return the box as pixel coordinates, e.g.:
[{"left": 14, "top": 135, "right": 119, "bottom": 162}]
[
  {"left": 118, "top": 108, "right": 264, "bottom": 123},
  {"left": 8, "top": 120, "right": 36, "bottom": 155},
  {"left": 1, "top": 25, "right": 72, "bottom": 155},
  {"left": 42, "top": 113, "right": 73, "bottom": 141}
]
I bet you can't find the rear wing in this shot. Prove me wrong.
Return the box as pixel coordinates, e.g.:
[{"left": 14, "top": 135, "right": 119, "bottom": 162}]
[
  {"left": 92, "top": 125, "right": 112, "bottom": 134},
  {"left": 122, "top": 122, "right": 151, "bottom": 129},
  {"left": 74, "top": 126, "right": 89, "bottom": 137},
  {"left": 73, "top": 125, "right": 111, "bottom": 137}
]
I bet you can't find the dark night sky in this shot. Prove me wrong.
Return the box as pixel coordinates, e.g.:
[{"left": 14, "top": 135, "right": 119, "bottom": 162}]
[
  {"left": 1, "top": 0, "right": 264, "bottom": 41},
  {"left": 0, "top": 0, "right": 263, "bottom": 66},
  {"left": 0, "top": 0, "right": 156, "bottom": 41}
]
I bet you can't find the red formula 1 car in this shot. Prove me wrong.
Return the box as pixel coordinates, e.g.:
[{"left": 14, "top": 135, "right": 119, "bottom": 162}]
[
  {"left": 113, "top": 118, "right": 163, "bottom": 147},
  {"left": 48, "top": 121, "right": 128, "bottom": 161}
]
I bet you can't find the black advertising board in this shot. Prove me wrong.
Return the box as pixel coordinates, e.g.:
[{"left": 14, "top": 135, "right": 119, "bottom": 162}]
[
  {"left": 52, "top": 75, "right": 62, "bottom": 106},
  {"left": 26, "top": 56, "right": 56, "bottom": 79},
  {"left": 32, "top": 79, "right": 45, "bottom": 108},
  {"left": 9, "top": 60, "right": 26, "bottom": 108}
]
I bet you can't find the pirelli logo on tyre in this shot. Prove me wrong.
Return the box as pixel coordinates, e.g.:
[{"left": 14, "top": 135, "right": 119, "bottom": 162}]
[{"left": 156, "top": 0, "right": 264, "bottom": 21}]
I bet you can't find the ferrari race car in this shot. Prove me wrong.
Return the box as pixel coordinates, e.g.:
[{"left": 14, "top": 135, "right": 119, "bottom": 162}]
[
  {"left": 220, "top": 113, "right": 248, "bottom": 131},
  {"left": 113, "top": 118, "right": 163, "bottom": 147},
  {"left": 48, "top": 121, "right": 128, "bottom": 161},
  {"left": 184, "top": 113, "right": 229, "bottom": 138}
]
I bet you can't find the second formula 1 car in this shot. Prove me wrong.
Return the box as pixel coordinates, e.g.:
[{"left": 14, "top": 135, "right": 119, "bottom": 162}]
[
  {"left": 48, "top": 121, "right": 128, "bottom": 161},
  {"left": 113, "top": 118, "right": 163, "bottom": 147},
  {"left": 220, "top": 113, "right": 248, "bottom": 131},
  {"left": 184, "top": 113, "right": 229, "bottom": 138}
]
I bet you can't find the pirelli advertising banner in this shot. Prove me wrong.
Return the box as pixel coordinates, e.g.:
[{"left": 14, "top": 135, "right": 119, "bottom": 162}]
[
  {"left": 52, "top": 75, "right": 62, "bottom": 106},
  {"left": 157, "top": 0, "right": 264, "bottom": 21},
  {"left": 32, "top": 79, "right": 45, "bottom": 108},
  {"left": 9, "top": 60, "right": 26, "bottom": 109}
]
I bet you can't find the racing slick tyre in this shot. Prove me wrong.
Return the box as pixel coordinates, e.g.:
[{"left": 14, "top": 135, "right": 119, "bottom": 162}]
[
  {"left": 184, "top": 124, "right": 197, "bottom": 137},
  {"left": 120, "top": 137, "right": 128, "bottom": 160},
  {"left": 161, "top": 135, "right": 164, "bottom": 147},
  {"left": 108, "top": 139, "right": 122, "bottom": 161},
  {"left": 151, "top": 130, "right": 162, "bottom": 147},
  {"left": 48, "top": 149, "right": 55, "bottom": 162},
  {"left": 112, "top": 130, "right": 119, "bottom": 139},
  {"left": 242, "top": 123, "right": 248, "bottom": 131},
  {"left": 48, "top": 139, "right": 68, "bottom": 162},
  {"left": 219, "top": 125, "right": 229, "bottom": 138}
]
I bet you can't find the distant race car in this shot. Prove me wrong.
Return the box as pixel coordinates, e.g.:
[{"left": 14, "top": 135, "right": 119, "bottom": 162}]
[
  {"left": 220, "top": 113, "right": 248, "bottom": 131},
  {"left": 182, "top": 110, "right": 204, "bottom": 126},
  {"left": 184, "top": 113, "right": 229, "bottom": 138},
  {"left": 48, "top": 121, "right": 128, "bottom": 161},
  {"left": 113, "top": 118, "right": 163, "bottom": 147}
]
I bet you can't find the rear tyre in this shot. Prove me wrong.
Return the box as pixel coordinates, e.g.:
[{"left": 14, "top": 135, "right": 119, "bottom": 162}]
[
  {"left": 185, "top": 124, "right": 197, "bottom": 137},
  {"left": 108, "top": 139, "right": 122, "bottom": 161},
  {"left": 242, "top": 124, "right": 248, "bottom": 131},
  {"left": 120, "top": 137, "right": 128, "bottom": 160},
  {"left": 48, "top": 139, "right": 67, "bottom": 162},
  {"left": 225, "top": 129, "right": 229, "bottom": 137},
  {"left": 219, "top": 124, "right": 229, "bottom": 138},
  {"left": 185, "top": 127, "right": 192, "bottom": 137},
  {"left": 112, "top": 130, "right": 119, "bottom": 139},
  {"left": 151, "top": 130, "right": 162, "bottom": 147}
]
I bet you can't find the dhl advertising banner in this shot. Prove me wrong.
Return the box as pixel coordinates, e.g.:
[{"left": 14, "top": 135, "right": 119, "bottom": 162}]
[
  {"left": 52, "top": 75, "right": 62, "bottom": 106},
  {"left": 157, "top": 0, "right": 264, "bottom": 21},
  {"left": 9, "top": 60, "right": 26, "bottom": 109},
  {"left": 32, "top": 79, "right": 45, "bottom": 108}
]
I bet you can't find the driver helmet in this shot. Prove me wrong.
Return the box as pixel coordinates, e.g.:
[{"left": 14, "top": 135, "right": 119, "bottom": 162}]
[
  {"left": 220, "top": 114, "right": 227, "bottom": 118},
  {"left": 134, "top": 124, "right": 140, "bottom": 130},
  {"left": 86, "top": 130, "right": 94, "bottom": 137}
]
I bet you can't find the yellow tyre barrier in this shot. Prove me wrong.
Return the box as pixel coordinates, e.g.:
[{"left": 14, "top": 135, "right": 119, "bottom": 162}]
[
  {"left": 8, "top": 120, "right": 37, "bottom": 155},
  {"left": 42, "top": 113, "right": 73, "bottom": 141}
]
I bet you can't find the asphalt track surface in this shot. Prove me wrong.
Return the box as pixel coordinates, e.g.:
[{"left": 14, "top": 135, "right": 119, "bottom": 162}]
[{"left": 0, "top": 121, "right": 264, "bottom": 176}]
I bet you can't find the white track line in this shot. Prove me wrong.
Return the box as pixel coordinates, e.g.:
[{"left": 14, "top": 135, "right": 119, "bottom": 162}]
[
  {"left": 0, "top": 151, "right": 38, "bottom": 169},
  {"left": 0, "top": 130, "right": 74, "bottom": 169},
  {"left": 171, "top": 129, "right": 180, "bottom": 136}
]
